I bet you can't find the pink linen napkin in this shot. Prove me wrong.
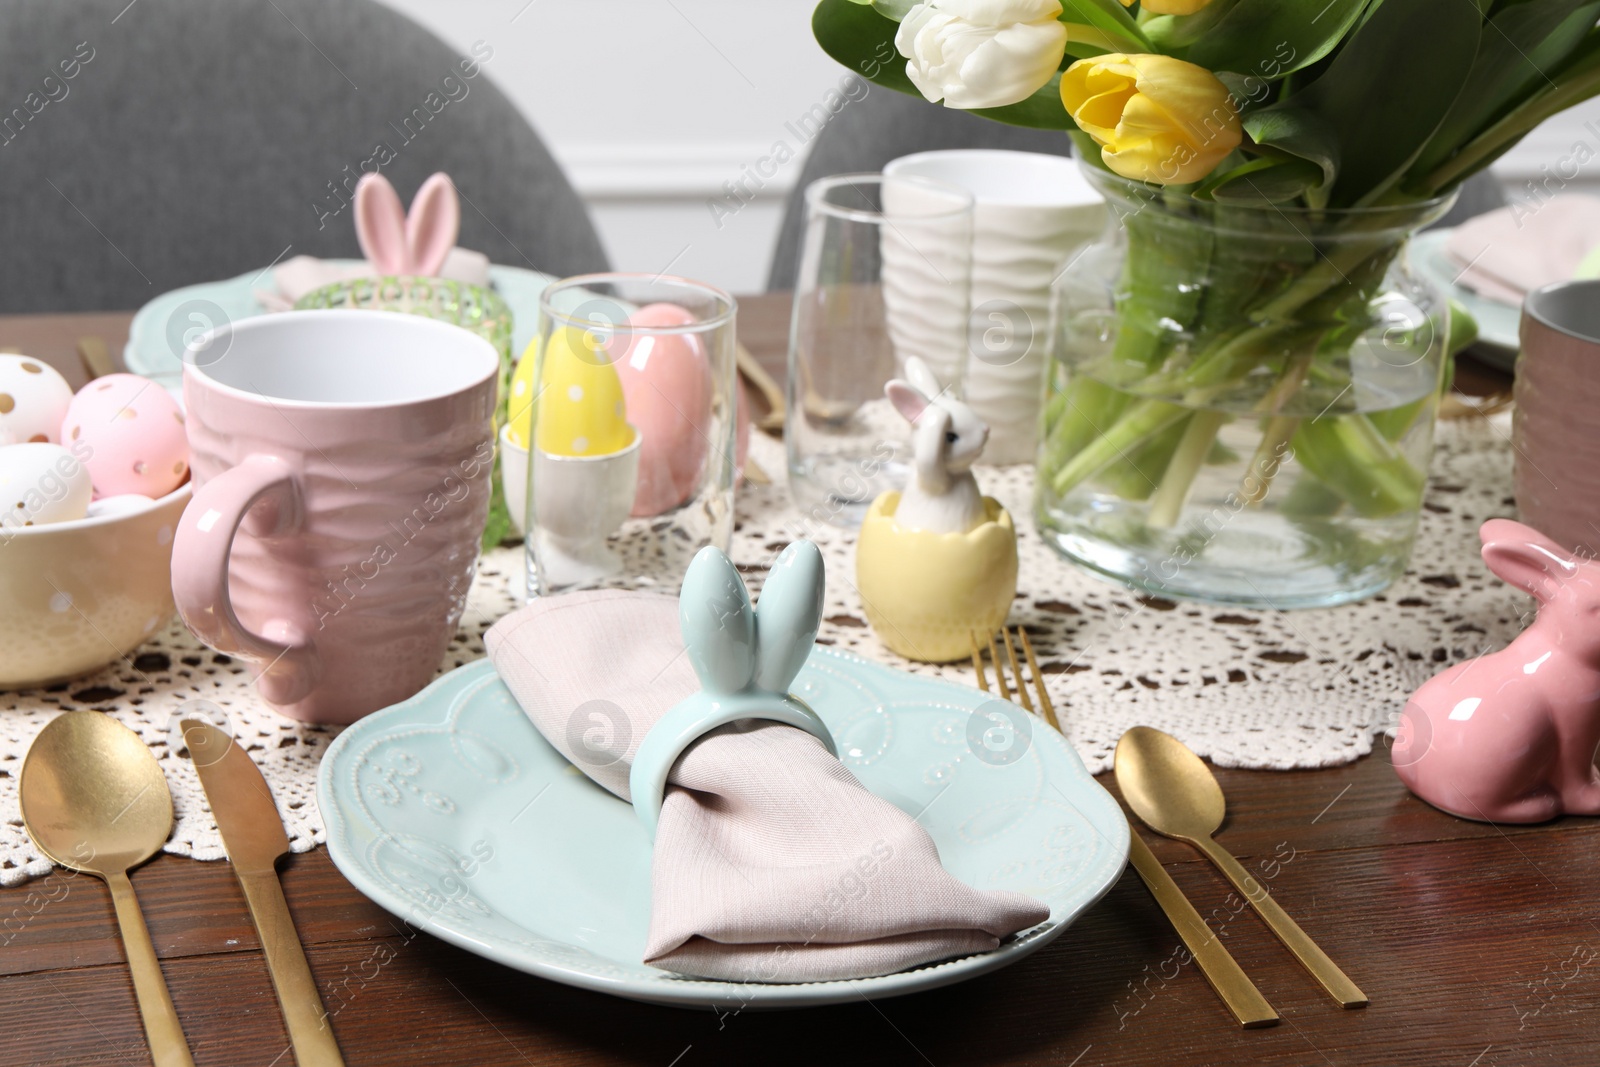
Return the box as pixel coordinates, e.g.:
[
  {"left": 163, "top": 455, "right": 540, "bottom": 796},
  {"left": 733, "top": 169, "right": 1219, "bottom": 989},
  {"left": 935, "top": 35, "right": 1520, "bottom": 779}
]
[
  {"left": 254, "top": 247, "right": 493, "bottom": 312},
  {"left": 484, "top": 589, "right": 1050, "bottom": 983},
  {"left": 1444, "top": 195, "right": 1600, "bottom": 305}
]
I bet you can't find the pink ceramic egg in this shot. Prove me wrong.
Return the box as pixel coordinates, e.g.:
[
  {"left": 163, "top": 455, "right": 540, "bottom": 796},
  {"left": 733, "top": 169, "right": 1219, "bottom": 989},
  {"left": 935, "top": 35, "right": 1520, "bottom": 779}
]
[
  {"left": 60, "top": 373, "right": 190, "bottom": 498},
  {"left": 617, "top": 304, "right": 713, "bottom": 517}
]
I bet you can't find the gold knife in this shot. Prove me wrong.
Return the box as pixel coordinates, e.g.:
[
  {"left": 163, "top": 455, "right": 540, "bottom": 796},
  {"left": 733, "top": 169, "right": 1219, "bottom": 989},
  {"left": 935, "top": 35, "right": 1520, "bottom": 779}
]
[{"left": 184, "top": 719, "right": 346, "bottom": 1066}]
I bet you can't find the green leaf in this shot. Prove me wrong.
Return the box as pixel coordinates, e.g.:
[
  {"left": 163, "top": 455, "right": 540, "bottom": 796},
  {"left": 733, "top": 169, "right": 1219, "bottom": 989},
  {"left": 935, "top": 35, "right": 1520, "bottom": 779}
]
[
  {"left": 1215, "top": 71, "right": 1274, "bottom": 114},
  {"left": 1288, "top": 0, "right": 1481, "bottom": 205},
  {"left": 1415, "top": 30, "right": 1600, "bottom": 191},
  {"left": 813, "top": 0, "right": 919, "bottom": 95},
  {"left": 870, "top": 0, "right": 918, "bottom": 19},
  {"left": 1178, "top": 0, "right": 1372, "bottom": 80},
  {"left": 1063, "top": 39, "right": 1113, "bottom": 61},
  {"left": 1242, "top": 105, "right": 1340, "bottom": 190},
  {"left": 1411, "top": 0, "right": 1600, "bottom": 177},
  {"left": 1192, "top": 153, "right": 1270, "bottom": 197},
  {"left": 1142, "top": 0, "right": 1243, "bottom": 51},
  {"left": 1446, "top": 299, "right": 1479, "bottom": 357},
  {"left": 1058, "top": 0, "right": 1150, "bottom": 52},
  {"left": 1202, "top": 157, "right": 1325, "bottom": 203}
]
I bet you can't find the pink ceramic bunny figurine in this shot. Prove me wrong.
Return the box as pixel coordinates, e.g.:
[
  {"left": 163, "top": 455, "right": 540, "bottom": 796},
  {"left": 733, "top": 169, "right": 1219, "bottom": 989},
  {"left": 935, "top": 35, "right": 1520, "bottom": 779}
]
[
  {"left": 353, "top": 171, "right": 459, "bottom": 277},
  {"left": 1392, "top": 518, "right": 1600, "bottom": 823}
]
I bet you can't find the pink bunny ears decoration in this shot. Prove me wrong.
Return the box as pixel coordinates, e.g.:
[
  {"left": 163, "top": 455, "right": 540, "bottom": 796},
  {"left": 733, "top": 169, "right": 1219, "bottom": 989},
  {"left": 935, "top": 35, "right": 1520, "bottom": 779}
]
[{"left": 353, "top": 172, "right": 460, "bottom": 277}]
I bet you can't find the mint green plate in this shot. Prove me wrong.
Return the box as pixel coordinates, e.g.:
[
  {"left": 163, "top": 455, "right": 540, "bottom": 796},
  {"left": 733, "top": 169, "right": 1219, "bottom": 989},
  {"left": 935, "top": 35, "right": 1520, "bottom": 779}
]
[
  {"left": 124, "top": 261, "right": 553, "bottom": 386},
  {"left": 316, "top": 650, "right": 1128, "bottom": 1010},
  {"left": 1411, "top": 228, "right": 1518, "bottom": 369}
]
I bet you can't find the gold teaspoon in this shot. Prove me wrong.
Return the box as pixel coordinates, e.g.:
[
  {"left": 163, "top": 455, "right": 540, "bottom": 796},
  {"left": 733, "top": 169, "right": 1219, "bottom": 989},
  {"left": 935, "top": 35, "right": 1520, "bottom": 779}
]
[
  {"left": 1114, "top": 726, "right": 1368, "bottom": 1008},
  {"left": 20, "top": 713, "right": 197, "bottom": 1066}
]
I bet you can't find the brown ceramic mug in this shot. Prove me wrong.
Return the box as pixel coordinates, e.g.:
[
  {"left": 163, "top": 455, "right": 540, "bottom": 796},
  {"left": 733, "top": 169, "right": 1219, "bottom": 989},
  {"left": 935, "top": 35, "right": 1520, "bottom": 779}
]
[{"left": 1516, "top": 280, "right": 1600, "bottom": 558}]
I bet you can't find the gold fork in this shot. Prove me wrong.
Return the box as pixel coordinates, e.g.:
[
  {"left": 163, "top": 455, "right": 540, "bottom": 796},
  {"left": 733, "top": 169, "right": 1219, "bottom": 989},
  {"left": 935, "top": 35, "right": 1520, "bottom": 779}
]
[
  {"left": 970, "top": 627, "right": 1061, "bottom": 732},
  {"left": 973, "top": 626, "right": 1279, "bottom": 1029}
]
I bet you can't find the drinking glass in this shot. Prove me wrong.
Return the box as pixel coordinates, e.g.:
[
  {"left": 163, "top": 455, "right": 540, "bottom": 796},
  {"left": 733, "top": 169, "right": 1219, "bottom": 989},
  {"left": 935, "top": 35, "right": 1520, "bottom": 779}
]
[
  {"left": 785, "top": 173, "right": 974, "bottom": 527},
  {"left": 521, "top": 273, "right": 737, "bottom": 597}
]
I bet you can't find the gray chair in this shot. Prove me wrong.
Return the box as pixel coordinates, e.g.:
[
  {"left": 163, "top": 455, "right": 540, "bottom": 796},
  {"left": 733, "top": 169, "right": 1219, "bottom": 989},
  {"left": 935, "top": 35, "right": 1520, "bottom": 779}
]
[
  {"left": 768, "top": 86, "right": 1504, "bottom": 290},
  {"left": 0, "top": 0, "right": 608, "bottom": 313}
]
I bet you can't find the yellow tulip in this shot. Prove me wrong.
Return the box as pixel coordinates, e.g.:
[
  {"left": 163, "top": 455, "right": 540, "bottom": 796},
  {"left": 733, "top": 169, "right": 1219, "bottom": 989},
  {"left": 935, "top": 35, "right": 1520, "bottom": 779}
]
[
  {"left": 1117, "top": 0, "right": 1216, "bottom": 13},
  {"left": 1060, "top": 53, "right": 1241, "bottom": 185}
]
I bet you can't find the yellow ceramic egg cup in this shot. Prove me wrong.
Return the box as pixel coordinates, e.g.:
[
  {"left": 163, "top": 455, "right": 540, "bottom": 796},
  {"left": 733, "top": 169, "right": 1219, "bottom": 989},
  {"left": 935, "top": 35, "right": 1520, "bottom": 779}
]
[{"left": 855, "top": 490, "right": 1018, "bottom": 663}]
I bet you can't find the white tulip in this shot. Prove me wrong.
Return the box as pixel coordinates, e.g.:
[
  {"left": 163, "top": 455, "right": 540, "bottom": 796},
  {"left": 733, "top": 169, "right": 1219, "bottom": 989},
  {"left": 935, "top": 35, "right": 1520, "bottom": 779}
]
[{"left": 895, "top": 0, "right": 1067, "bottom": 110}]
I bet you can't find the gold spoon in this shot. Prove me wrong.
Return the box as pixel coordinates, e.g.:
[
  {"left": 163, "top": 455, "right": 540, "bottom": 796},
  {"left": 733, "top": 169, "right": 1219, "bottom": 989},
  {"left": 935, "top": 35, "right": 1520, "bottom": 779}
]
[
  {"left": 20, "top": 713, "right": 197, "bottom": 1066},
  {"left": 1114, "top": 726, "right": 1368, "bottom": 1008}
]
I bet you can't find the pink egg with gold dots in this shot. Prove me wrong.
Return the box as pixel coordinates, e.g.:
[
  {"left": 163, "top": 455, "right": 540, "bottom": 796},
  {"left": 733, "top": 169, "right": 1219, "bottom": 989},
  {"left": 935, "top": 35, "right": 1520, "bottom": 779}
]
[{"left": 60, "top": 373, "right": 190, "bottom": 498}]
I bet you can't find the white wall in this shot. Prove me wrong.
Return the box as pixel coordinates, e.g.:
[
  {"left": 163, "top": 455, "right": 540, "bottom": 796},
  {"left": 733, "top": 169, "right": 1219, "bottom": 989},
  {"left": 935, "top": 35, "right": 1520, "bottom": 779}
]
[
  {"left": 1491, "top": 97, "right": 1600, "bottom": 208},
  {"left": 374, "top": 0, "right": 847, "bottom": 293},
  {"left": 377, "top": 0, "right": 1600, "bottom": 294}
]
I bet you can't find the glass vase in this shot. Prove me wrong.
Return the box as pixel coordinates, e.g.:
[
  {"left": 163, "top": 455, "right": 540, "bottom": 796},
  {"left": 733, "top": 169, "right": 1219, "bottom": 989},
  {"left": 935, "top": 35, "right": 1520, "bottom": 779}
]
[{"left": 1036, "top": 166, "right": 1455, "bottom": 609}]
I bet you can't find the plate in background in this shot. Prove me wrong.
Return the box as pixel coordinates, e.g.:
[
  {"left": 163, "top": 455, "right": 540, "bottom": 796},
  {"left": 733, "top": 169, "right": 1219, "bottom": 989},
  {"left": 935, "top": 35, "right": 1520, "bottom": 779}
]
[
  {"left": 317, "top": 651, "right": 1129, "bottom": 1010},
  {"left": 124, "top": 261, "right": 554, "bottom": 385},
  {"left": 1411, "top": 228, "right": 1519, "bottom": 371}
]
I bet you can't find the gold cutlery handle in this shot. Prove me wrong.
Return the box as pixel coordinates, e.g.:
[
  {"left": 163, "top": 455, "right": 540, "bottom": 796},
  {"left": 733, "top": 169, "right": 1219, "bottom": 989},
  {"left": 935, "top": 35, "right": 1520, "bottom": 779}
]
[
  {"left": 237, "top": 868, "right": 347, "bottom": 1066},
  {"left": 105, "top": 871, "right": 197, "bottom": 1067},
  {"left": 1194, "top": 836, "right": 1368, "bottom": 1008},
  {"left": 1125, "top": 833, "right": 1278, "bottom": 1028}
]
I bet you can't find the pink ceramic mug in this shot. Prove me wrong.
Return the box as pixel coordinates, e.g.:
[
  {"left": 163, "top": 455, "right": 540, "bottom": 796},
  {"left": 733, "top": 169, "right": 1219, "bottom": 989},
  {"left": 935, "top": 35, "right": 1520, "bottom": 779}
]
[
  {"left": 1516, "top": 280, "right": 1600, "bottom": 558},
  {"left": 172, "top": 310, "right": 499, "bottom": 723}
]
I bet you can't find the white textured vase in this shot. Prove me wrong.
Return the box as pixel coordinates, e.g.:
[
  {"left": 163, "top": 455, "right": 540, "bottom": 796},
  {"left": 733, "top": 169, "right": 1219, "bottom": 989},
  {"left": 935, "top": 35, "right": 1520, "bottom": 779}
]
[
  {"left": 878, "top": 174, "right": 976, "bottom": 391},
  {"left": 887, "top": 151, "right": 1104, "bottom": 464}
]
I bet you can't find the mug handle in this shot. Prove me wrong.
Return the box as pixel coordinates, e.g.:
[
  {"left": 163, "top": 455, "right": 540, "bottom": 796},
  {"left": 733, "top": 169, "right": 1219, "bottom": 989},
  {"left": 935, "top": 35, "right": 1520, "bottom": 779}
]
[{"left": 172, "top": 454, "right": 320, "bottom": 707}]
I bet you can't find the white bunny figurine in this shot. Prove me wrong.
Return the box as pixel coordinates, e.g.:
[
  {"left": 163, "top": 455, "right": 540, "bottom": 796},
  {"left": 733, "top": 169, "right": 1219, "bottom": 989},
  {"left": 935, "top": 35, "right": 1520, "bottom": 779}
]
[{"left": 884, "top": 357, "right": 991, "bottom": 535}]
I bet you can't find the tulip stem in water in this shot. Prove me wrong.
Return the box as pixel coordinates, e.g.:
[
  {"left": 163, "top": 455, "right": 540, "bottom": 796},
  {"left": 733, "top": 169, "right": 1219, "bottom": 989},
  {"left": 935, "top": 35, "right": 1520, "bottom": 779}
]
[
  {"left": 1238, "top": 349, "right": 1316, "bottom": 507},
  {"left": 1146, "top": 409, "right": 1228, "bottom": 529}
]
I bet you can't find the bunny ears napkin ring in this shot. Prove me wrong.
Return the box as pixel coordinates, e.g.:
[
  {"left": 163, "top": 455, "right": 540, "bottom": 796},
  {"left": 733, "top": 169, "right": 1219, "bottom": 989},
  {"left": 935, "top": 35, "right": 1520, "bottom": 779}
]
[
  {"left": 353, "top": 171, "right": 460, "bottom": 277},
  {"left": 629, "top": 542, "right": 836, "bottom": 839}
]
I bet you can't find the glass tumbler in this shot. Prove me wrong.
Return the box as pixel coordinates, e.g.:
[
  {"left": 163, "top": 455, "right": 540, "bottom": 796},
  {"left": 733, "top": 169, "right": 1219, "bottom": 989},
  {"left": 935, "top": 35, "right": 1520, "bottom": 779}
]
[
  {"left": 521, "top": 273, "right": 737, "bottom": 597},
  {"left": 785, "top": 173, "right": 974, "bottom": 527}
]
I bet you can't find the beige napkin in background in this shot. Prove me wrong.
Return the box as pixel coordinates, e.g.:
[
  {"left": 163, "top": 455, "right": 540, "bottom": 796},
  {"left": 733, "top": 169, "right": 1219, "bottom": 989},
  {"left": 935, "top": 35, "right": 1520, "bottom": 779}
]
[
  {"left": 485, "top": 590, "right": 1050, "bottom": 984},
  {"left": 254, "top": 246, "right": 493, "bottom": 311},
  {"left": 1444, "top": 195, "right": 1600, "bottom": 305}
]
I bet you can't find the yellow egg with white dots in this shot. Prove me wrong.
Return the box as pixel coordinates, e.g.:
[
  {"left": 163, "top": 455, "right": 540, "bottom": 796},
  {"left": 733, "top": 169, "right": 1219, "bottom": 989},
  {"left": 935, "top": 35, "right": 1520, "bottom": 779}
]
[
  {"left": 506, "top": 339, "right": 540, "bottom": 449},
  {"left": 533, "top": 326, "right": 633, "bottom": 457}
]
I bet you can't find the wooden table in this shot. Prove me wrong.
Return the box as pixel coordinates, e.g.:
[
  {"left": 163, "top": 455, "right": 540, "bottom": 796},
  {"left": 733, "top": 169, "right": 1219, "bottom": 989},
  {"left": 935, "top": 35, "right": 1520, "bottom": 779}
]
[{"left": 3, "top": 298, "right": 1589, "bottom": 1067}]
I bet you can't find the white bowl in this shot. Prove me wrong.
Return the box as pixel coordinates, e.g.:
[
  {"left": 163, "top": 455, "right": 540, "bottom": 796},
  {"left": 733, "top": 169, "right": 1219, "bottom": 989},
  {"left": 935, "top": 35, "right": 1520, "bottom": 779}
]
[{"left": 0, "top": 483, "right": 192, "bottom": 689}]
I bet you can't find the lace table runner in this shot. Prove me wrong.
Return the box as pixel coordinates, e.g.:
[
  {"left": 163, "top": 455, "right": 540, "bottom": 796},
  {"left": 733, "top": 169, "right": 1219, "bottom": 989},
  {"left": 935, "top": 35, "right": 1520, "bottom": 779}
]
[{"left": 0, "top": 412, "right": 1521, "bottom": 886}]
